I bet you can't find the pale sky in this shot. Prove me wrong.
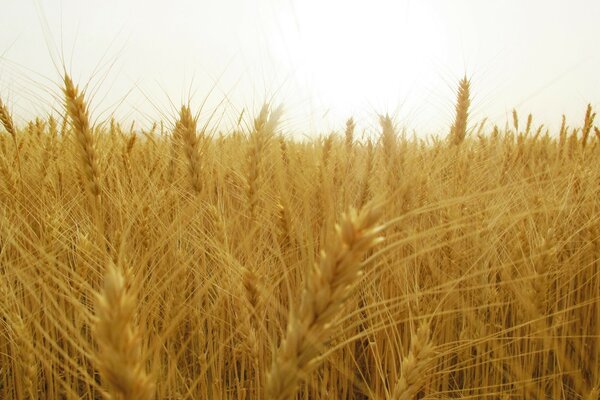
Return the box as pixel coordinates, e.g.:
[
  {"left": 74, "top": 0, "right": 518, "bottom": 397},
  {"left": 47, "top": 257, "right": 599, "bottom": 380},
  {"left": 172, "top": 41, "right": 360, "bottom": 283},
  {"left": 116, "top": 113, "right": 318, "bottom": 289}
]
[{"left": 1, "top": 0, "right": 599, "bottom": 137}]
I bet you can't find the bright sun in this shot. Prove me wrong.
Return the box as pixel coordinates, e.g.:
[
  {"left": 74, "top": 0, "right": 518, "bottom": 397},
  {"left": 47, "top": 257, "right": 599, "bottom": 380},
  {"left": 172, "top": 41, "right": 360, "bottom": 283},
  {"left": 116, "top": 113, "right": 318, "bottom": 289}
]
[{"left": 271, "top": 0, "right": 448, "bottom": 124}]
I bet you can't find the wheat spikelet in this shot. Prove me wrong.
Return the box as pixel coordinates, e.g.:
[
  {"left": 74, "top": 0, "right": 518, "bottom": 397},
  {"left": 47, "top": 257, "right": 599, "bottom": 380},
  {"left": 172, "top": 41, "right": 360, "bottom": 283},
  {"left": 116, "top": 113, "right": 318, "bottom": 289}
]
[
  {"left": 581, "top": 103, "right": 596, "bottom": 148},
  {"left": 266, "top": 205, "right": 384, "bottom": 400},
  {"left": 345, "top": 117, "right": 355, "bottom": 155},
  {"left": 558, "top": 114, "right": 568, "bottom": 156},
  {"left": 276, "top": 200, "right": 293, "bottom": 250},
  {"left": 63, "top": 74, "right": 102, "bottom": 201},
  {"left": 450, "top": 76, "right": 471, "bottom": 145},
  {"left": 246, "top": 104, "right": 282, "bottom": 220},
  {"left": 379, "top": 114, "right": 396, "bottom": 165},
  {"left": 0, "top": 152, "right": 17, "bottom": 190},
  {"left": 278, "top": 134, "right": 290, "bottom": 170},
  {"left": 0, "top": 97, "right": 17, "bottom": 142},
  {"left": 512, "top": 109, "right": 519, "bottom": 132},
  {"left": 358, "top": 139, "right": 374, "bottom": 208},
  {"left": 241, "top": 266, "right": 261, "bottom": 326},
  {"left": 48, "top": 115, "right": 58, "bottom": 138},
  {"left": 379, "top": 114, "right": 399, "bottom": 193},
  {"left": 94, "top": 262, "right": 155, "bottom": 400},
  {"left": 525, "top": 113, "right": 533, "bottom": 136},
  {"left": 390, "top": 323, "right": 435, "bottom": 400},
  {"left": 122, "top": 132, "right": 137, "bottom": 179},
  {"left": 0, "top": 97, "right": 22, "bottom": 175},
  {"left": 175, "top": 105, "right": 203, "bottom": 194}
]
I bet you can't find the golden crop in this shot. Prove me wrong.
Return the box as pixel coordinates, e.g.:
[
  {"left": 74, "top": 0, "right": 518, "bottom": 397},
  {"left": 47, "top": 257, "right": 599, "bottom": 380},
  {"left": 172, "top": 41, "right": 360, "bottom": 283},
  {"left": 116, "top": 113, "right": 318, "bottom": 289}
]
[{"left": 0, "top": 75, "right": 599, "bottom": 399}]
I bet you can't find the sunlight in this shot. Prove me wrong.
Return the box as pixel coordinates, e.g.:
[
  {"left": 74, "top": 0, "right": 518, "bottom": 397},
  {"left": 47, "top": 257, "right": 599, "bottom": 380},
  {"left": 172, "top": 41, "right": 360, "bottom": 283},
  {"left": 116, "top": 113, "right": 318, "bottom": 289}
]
[{"left": 271, "top": 0, "right": 448, "bottom": 120}]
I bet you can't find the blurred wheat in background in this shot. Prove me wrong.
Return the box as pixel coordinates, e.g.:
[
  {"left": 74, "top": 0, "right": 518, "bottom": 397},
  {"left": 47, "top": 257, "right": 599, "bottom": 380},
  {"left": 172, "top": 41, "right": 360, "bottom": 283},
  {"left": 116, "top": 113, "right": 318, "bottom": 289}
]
[{"left": 0, "top": 72, "right": 599, "bottom": 400}]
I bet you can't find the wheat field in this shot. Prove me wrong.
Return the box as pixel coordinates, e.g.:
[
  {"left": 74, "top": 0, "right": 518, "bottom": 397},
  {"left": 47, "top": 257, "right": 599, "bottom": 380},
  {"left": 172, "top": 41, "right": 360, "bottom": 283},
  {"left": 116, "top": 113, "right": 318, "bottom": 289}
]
[{"left": 0, "top": 74, "right": 599, "bottom": 400}]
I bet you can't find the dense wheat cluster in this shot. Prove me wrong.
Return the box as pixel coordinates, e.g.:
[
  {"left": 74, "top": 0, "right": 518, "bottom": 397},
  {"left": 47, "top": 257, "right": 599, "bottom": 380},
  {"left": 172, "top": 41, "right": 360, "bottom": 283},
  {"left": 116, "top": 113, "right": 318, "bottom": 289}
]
[{"left": 1, "top": 75, "right": 599, "bottom": 399}]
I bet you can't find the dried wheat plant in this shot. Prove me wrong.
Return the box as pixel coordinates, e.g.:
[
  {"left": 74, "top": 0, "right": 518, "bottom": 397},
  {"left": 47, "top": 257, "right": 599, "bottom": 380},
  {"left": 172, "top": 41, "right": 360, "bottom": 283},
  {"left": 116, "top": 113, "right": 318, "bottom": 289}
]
[{"left": 0, "top": 73, "right": 599, "bottom": 400}]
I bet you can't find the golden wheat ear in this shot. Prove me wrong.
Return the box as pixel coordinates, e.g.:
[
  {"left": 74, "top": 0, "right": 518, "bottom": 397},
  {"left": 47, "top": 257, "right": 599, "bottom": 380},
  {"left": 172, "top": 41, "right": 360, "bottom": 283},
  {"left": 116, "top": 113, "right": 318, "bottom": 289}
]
[
  {"left": 0, "top": 97, "right": 17, "bottom": 142},
  {"left": 94, "top": 262, "right": 155, "bottom": 400},
  {"left": 63, "top": 74, "right": 106, "bottom": 241},
  {"left": 266, "top": 204, "right": 385, "bottom": 400},
  {"left": 63, "top": 74, "right": 102, "bottom": 200},
  {"left": 175, "top": 105, "right": 204, "bottom": 194},
  {"left": 391, "top": 323, "right": 435, "bottom": 400},
  {"left": 449, "top": 76, "right": 470, "bottom": 145}
]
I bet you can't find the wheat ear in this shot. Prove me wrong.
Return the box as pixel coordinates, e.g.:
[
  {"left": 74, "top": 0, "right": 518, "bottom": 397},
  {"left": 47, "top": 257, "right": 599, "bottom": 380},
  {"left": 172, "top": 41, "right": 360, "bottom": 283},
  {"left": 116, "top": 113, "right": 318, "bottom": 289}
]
[
  {"left": 94, "top": 262, "right": 155, "bottom": 400},
  {"left": 345, "top": 117, "right": 355, "bottom": 155},
  {"left": 63, "top": 74, "right": 102, "bottom": 201},
  {"left": 246, "top": 104, "right": 283, "bottom": 220},
  {"left": 176, "top": 105, "right": 203, "bottom": 194},
  {"left": 391, "top": 323, "right": 435, "bottom": 400},
  {"left": 0, "top": 97, "right": 17, "bottom": 142},
  {"left": 266, "top": 205, "right": 384, "bottom": 400},
  {"left": 581, "top": 103, "right": 596, "bottom": 148},
  {"left": 450, "top": 76, "right": 471, "bottom": 145},
  {"left": 0, "top": 97, "right": 22, "bottom": 174}
]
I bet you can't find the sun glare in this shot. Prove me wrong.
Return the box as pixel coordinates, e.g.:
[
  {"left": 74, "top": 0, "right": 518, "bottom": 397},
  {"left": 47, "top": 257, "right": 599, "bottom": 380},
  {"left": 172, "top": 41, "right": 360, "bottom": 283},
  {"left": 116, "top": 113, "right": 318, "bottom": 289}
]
[{"left": 271, "top": 0, "right": 447, "bottom": 123}]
